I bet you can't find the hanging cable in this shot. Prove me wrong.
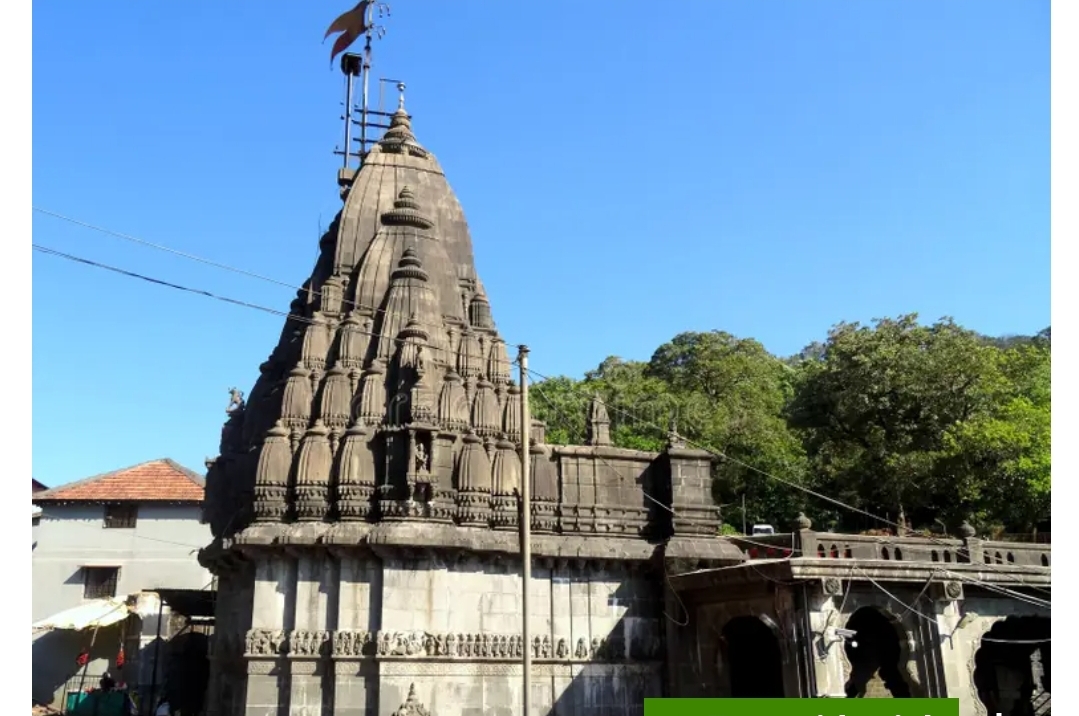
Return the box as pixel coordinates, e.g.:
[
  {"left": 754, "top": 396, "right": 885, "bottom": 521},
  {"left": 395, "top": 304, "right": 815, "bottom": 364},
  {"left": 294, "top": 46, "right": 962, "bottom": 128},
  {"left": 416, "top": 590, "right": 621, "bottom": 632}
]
[{"left": 34, "top": 221, "right": 1052, "bottom": 602}]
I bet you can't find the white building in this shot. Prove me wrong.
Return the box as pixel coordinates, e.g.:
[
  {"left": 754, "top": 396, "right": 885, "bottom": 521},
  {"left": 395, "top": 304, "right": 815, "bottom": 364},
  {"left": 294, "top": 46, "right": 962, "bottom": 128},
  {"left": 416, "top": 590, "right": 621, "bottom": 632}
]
[{"left": 32, "top": 459, "right": 214, "bottom": 711}]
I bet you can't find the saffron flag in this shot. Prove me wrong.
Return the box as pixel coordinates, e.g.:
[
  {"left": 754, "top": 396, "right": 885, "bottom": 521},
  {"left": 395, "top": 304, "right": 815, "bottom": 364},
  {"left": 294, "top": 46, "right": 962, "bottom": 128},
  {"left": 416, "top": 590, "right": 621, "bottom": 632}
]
[{"left": 325, "top": 1, "right": 373, "bottom": 62}]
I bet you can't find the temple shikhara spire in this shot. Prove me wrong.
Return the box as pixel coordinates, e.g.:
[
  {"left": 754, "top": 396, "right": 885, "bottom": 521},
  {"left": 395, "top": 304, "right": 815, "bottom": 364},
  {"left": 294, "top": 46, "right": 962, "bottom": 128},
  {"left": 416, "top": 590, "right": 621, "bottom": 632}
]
[{"left": 198, "top": 9, "right": 729, "bottom": 716}]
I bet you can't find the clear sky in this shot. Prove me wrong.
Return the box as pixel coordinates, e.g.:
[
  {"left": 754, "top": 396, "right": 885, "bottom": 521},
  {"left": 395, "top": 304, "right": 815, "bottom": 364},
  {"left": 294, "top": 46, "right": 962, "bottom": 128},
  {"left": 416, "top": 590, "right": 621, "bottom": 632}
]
[{"left": 32, "top": 0, "right": 1049, "bottom": 486}]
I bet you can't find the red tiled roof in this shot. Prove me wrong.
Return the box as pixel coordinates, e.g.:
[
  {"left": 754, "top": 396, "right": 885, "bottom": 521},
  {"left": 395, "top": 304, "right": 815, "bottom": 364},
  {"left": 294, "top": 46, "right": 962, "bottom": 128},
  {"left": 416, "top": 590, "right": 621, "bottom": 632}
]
[
  {"left": 33, "top": 459, "right": 205, "bottom": 503},
  {"left": 32, "top": 478, "right": 48, "bottom": 493}
]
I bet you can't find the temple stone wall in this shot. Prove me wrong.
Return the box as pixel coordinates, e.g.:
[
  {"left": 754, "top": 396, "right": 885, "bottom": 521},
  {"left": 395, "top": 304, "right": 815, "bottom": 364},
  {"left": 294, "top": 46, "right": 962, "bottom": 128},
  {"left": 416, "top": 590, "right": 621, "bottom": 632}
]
[
  {"left": 218, "top": 550, "right": 668, "bottom": 716},
  {"left": 673, "top": 569, "right": 1044, "bottom": 716}
]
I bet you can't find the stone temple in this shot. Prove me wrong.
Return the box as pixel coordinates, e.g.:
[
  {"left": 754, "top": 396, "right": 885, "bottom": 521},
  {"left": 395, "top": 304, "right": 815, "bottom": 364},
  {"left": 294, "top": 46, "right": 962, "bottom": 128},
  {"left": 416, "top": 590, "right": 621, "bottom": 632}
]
[{"left": 199, "top": 90, "right": 737, "bottom": 716}]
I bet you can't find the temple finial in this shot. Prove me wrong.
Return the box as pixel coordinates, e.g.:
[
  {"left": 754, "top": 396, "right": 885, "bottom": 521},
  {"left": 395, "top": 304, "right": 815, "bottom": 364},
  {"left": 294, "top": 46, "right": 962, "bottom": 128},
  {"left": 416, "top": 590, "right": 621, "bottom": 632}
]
[{"left": 397, "top": 81, "right": 407, "bottom": 110}]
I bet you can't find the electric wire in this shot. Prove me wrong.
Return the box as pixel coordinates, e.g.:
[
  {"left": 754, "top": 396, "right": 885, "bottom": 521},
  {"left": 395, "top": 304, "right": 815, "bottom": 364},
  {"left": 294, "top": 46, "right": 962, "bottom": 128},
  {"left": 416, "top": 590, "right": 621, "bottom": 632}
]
[
  {"left": 853, "top": 567, "right": 1050, "bottom": 645},
  {"left": 34, "top": 223, "right": 1052, "bottom": 602},
  {"left": 520, "top": 364, "right": 1054, "bottom": 599},
  {"left": 33, "top": 508, "right": 208, "bottom": 550}
]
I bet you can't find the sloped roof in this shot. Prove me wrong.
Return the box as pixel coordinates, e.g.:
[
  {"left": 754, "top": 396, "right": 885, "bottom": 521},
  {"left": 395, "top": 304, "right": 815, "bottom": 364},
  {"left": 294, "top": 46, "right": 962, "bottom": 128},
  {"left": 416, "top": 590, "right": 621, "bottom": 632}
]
[
  {"left": 32, "top": 479, "right": 48, "bottom": 492},
  {"left": 33, "top": 459, "right": 205, "bottom": 504}
]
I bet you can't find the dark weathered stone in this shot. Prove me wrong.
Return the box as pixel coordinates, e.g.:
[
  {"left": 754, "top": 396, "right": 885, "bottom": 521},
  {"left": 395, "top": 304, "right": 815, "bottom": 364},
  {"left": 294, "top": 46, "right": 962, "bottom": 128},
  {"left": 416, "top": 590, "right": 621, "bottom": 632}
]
[{"left": 199, "top": 96, "right": 730, "bottom": 716}]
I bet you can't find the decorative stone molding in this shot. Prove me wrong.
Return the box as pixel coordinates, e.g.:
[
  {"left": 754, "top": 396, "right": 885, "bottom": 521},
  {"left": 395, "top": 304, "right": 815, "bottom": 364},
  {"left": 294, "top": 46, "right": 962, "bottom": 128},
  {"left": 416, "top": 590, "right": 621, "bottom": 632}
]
[
  {"left": 246, "top": 659, "right": 278, "bottom": 675},
  {"left": 378, "top": 661, "right": 664, "bottom": 677},
  {"left": 821, "top": 577, "right": 843, "bottom": 597},
  {"left": 321, "top": 629, "right": 663, "bottom": 662},
  {"left": 930, "top": 580, "right": 964, "bottom": 602}
]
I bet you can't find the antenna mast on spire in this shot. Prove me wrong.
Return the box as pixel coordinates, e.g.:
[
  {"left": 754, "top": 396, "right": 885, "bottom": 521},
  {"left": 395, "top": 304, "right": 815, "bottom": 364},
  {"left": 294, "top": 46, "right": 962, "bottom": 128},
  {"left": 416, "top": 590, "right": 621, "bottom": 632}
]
[{"left": 332, "top": 2, "right": 402, "bottom": 186}]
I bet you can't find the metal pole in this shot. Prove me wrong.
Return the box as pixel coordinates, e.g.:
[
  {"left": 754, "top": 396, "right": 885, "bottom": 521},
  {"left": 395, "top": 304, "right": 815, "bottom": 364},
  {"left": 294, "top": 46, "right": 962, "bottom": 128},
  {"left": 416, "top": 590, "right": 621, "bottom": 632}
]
[
  {"left": 342, "top": 70, "right": 355, "bottom": 169},
  {"left": 147, "top": 595, "right": 164, "bottom": 715},
  {"left": 518, "top": 345, "right": 532, "bottom": 716},
  {"left": 742, "top": 494, "right": 747, "bottom": 535},
  {"left": 359, "top": 3, "right": 373, "bottom": 157}
]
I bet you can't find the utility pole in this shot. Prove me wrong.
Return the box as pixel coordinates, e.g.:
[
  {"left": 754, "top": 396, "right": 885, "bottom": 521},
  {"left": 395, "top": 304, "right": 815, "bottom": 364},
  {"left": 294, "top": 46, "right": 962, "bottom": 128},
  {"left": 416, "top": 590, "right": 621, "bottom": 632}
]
[{"left": 517, "top": 345, "right": 532, "bottom": 716}]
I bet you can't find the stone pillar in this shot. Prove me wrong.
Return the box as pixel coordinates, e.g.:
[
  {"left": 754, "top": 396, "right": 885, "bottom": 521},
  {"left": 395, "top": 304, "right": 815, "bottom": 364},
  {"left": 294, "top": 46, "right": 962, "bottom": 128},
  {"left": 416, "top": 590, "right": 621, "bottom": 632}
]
[
  {"left": 334, "top": 550, "right": 380, "bottom": 716},
  {"left": 251, "top": 555, "right": 296, "bottom": 630},
  {"left": 207, "top": 567, "right": 254, "bottom": 716},
  {"left": 333, "top": 660, "right": 377, "bottom": 716},
  {"left": 244, "top": 659, "right": 286, "bottom": 716},
  {"left": 290, "top": 551, "right": 338, "bottom": 716},
  {"left": 245, "top": 554, "right": 297, "bottom": 716},
  {"left": 806, "top": 588, "right": 848, "bottom": 698},
  {"left": 931, "top": 593, "right": 999, "bottom": 716},
  {"left": 569, "top": 572, "right": 591, "bottom": 661},
  {"left": 550, "top": 567, "right": 573, "bottom": 656}
]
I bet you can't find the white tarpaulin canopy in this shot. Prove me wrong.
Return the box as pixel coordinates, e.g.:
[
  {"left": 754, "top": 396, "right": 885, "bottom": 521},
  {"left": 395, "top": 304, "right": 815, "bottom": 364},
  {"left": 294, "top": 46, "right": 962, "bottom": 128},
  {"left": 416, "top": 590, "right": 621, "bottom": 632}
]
[{"left": 32, "top": 597, "right": 132, "bottom": 633}]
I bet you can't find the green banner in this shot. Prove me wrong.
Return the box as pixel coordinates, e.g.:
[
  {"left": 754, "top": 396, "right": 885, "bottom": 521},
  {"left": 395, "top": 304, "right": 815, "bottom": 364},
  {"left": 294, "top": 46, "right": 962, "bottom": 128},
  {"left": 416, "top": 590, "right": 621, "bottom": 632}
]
[{"left": 643, "top": 698, "right": 960, "bottom": 716}]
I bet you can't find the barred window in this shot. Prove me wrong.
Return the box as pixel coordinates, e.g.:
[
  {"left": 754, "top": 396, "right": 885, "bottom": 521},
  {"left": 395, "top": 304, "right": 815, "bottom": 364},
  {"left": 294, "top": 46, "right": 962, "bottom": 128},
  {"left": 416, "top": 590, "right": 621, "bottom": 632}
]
[
  {"left": 83, "top": 567, "right": 120, "bottom": 599},
  {"left": 104, "top": 504, "right": 138, "bottom": 529}
]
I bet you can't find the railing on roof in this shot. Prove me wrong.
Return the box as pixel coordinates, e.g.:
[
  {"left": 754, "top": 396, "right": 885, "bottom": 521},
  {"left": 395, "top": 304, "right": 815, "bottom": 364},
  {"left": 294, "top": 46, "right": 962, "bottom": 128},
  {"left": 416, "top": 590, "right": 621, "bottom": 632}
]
[
  {"left": 736, "top": 529, "right": 1051, "bottom": 569},
  {"left": 728, "top": 533, "right": 796, "bottom": 560}
]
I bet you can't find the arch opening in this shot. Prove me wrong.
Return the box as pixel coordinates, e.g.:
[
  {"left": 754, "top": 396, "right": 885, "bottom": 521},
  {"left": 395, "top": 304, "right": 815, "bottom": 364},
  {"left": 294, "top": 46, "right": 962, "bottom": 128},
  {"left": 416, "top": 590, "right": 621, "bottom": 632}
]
[
  {"left": 843, "top": 607, "right": 912, "bottom": 698},
  {"left": 720, "top": 616, "right": 785, "bottom": 698},
  {"left": 973, "top": 616, "right": 1051, "bottom": 716}
]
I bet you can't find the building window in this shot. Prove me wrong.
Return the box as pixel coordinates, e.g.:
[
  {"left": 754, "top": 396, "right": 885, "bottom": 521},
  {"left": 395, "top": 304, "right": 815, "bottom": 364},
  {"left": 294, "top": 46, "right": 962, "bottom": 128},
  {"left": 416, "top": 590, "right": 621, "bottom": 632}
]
[
  {"left": 83, "top": 567, "right": 120, "bottom": 599},
  {"left": 104, "top": 504, "right": 138, "bottom": 529}
]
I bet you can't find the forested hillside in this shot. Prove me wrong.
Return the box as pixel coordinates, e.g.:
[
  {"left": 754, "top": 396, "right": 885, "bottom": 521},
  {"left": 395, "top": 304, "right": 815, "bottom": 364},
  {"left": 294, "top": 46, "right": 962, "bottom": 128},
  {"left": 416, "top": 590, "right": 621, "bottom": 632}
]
[{"left": 531, "top": 314, "right": 1050, "bottom": 537}]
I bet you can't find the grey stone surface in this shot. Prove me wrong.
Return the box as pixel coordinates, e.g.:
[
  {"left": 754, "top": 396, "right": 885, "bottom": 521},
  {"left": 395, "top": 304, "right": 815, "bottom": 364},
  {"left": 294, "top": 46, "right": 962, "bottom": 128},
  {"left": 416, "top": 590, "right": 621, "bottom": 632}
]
[
  {"left": 664, "top": 527, "right": 1051, "bottom": 716},
  {"left": 199, "top": 101, "right": 734, "bottom": 716}
]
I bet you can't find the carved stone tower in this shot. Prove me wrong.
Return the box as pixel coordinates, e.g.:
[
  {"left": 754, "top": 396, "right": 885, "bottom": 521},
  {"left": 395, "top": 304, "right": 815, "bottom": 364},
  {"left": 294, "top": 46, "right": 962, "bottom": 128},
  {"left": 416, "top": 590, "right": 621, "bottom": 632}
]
[{"left": 199, "top": 61, "right": 735, "bottom": 716}]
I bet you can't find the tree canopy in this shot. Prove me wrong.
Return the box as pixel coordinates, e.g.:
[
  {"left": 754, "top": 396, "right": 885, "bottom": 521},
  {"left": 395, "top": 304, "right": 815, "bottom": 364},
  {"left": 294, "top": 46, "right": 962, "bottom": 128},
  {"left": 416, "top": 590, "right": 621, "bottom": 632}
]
[{"left": 530, "top": 315, "right": 1050, "bottom": 536}]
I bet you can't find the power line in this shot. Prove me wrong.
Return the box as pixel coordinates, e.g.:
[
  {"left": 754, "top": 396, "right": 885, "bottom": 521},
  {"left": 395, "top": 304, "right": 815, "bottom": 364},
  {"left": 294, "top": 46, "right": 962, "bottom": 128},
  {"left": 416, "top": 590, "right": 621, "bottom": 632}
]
[
  {"left": 36, "top": 205, "right": 445, "bottom": 323},
  {"left": 34, "top": 509, "right": 208, "bottom": 550},
  {"left": 854, "top": 567, "right": 1049, "bottom": 645},
  {"left": 34, "top": 207, "right": 304, "bottom": 295},
  {"left": 33, "top": 245, "right": 297, "bottom": 322},
  {"left": 35, "top": 218, "right": 1051, "bottom": 602},
  {"left": 32, "top": 243, "right": 494, "bottom": 372},
  {"left": 521, "top": 363, "right": 1053, "bottom": 599}
]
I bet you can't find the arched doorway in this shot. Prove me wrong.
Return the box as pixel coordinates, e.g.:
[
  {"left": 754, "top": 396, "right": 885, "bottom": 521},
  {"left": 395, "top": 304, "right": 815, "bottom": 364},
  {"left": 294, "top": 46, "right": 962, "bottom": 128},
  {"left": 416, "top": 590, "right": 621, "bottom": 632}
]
[
  {"left": 973, "top": 616, "right": 1050, "bottom": 716},
  {"left": 843, "top": 607, "right": 913, "bottom": 698},
  {"left": 720, "top": 616, "right": 785, "bottom": 698}
]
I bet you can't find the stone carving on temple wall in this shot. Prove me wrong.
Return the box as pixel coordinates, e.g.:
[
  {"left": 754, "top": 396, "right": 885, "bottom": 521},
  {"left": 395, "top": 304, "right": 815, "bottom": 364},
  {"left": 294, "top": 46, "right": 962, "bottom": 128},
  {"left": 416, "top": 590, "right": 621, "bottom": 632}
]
[
  {"left": 393, "top": 684, "right": 431, "bottom": 716},
  {"left": 244, "top": 628, "right": 288, "bottom": 657},
  {"left": 288, "top": 630, "right": 331, "bottom": 658},
  {"left": 333, "top": 630, "right": 376, "bottom": 657},
  {"left": 903, "top": 628, "right": 925, "bottom": 697},
  {"left": 311, "top": 630, "right": 664, "bottom": 662}
]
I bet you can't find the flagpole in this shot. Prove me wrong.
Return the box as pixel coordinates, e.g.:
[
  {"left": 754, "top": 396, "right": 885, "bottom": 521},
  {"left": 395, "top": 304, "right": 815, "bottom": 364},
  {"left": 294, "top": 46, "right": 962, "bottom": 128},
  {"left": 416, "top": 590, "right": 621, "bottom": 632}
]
[
  {"left": 342, "top": 67, "right": 355, "bottom": 169},
  {"left": 518, "top": 345, "right": 532, "bottom": 716}
]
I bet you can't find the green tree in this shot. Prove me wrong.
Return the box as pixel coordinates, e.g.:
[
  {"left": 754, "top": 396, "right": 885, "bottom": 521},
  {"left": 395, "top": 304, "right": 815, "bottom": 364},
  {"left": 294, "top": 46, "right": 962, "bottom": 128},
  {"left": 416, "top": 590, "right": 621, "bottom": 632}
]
[
  {"left": 788, "top": 314, "right": 1050, "bottom": 532},
  {"left": 529, "top": 374, "right": 589, "bottom": 446},
  {"left": 645, "top": 331, "right": 810, "bottom": 529},
  {"left": 936, "top": 343, "right": 1051, "bottom": 532}
]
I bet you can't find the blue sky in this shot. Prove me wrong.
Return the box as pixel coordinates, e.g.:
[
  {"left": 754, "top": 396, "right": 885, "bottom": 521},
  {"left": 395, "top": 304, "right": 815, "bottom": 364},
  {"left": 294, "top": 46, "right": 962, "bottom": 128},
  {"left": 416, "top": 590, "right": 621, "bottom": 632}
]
[{"left": 32, "top": 0, "right": 1049, "bottom": 486}]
